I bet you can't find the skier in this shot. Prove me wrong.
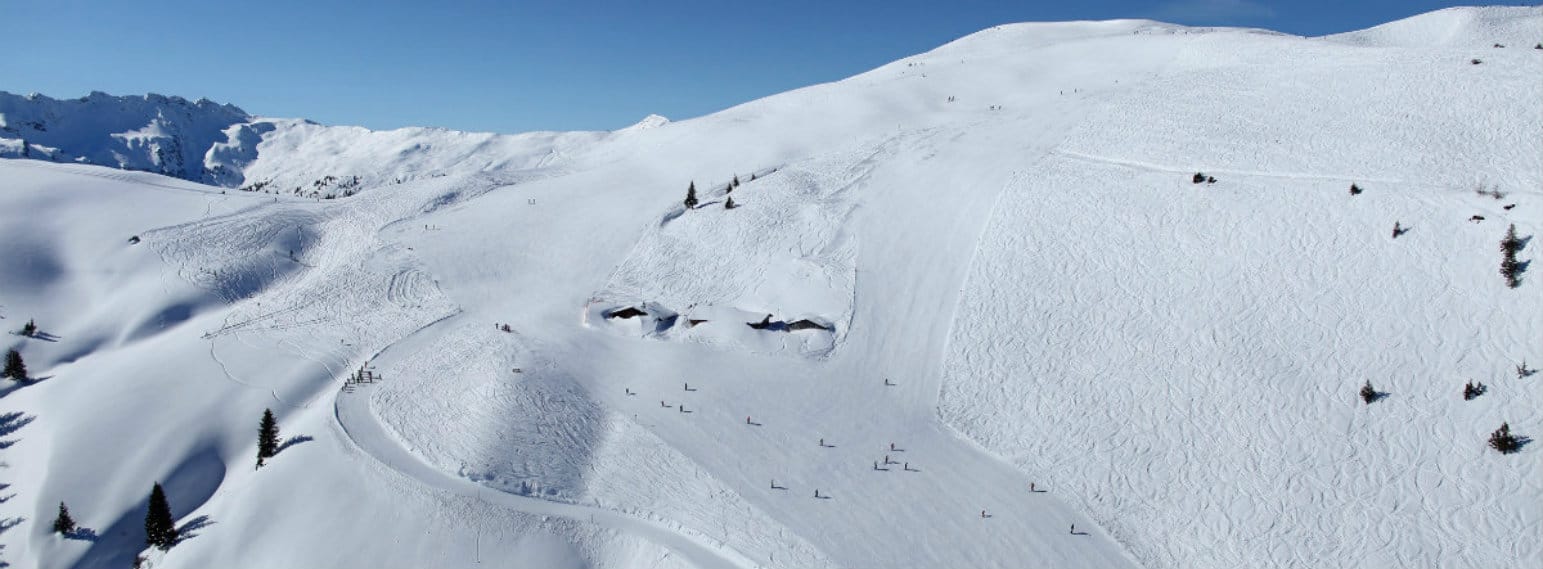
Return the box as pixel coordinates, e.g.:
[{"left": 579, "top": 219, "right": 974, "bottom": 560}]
[
  {"left": 661, "top": 400, "right": 667, "bottom": 407},
  {"left": 874, "top": 461, "right": 880, "bottom": 470},
  {"left": 1392, "top": 221, "right": 1402, "bottom": 238},
  {"left": 903, "top": 462, "right": 910, "bottom": 471},
  {"left": 884, "top": 454, "right": 891, "bottom": 464},
  {"left": 1030, "top": 482, "right": 1036, "bottom": 492},
  {"left": 889, "top": 442, "right": 895, "bottom": 451},
  {"left": 819, "top": 438, "right": 825, "bottom": 447},
  {"left": 981, "top": 510, "right": 988, "bottom": 518},
  {"left": 746, "top": 416, "right": 752, "bottom": 425},
  {"left": 1070, "top": 524, "right": 1076, "bottom": 534}
]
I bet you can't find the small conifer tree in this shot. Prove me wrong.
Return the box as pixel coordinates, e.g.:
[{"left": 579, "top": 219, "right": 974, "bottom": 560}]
[
  {"left": 725, "top": 196, "right": 737, "bottom": 210},
  {"left": 53, "top": 502, "right": 76, "bottom": 535},
  {"left": 257, "top": 409, "right": 279, "bottom": 468},
  {"left": 1462, "top": 381, "right": 1486, "bottom": 400},
  {"left": 1359, "top": 381, "right": 1379, "bottom": 404},
  {"left": 684, "top": 182, "right": 698, "bottom": 209},
  {"left": 3, "top": 349, "right": 25, "bottom": 381},
  {"left": 144, "top": 483, "right": 178, "bottom": 550},
  {"left": 1349, "top": 183, "right": 1362, "bottom": 195},
  {"left": 20, "top": 319, "right": 37, "bottom": 337},
  {"left": 732, "top": 175, "right": 740, "bottom": 188}
]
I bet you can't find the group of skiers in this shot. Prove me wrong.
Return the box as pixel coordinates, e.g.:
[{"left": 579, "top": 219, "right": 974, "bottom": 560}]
[{"left": 630, "top": 376, "right": 1091, "bottom": 532}]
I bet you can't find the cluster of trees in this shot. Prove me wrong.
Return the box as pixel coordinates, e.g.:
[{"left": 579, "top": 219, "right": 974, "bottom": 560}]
[
  {"left": 50, "top": 409, "right": 288, "bottom": 553},
  {"left": 1462, "top": 380, "right": 1487, "bottom": 400},
  {"left": 683, "top": 175, "right": 748, "bottom": 210},
  {"left": 1489, "top": 422, "right": 1524, "bottom": 454},
  {"left": 1500, "top": 224, "right": 1525, "bottom": 288},
  {"left": 1362, "top": 377, "right": 1528, "bottom": 455},
  {"left": 6, "top": 319, "right": 42, "bottom": 381}
]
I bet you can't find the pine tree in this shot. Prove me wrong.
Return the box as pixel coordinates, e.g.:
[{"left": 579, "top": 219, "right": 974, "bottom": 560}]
[
  {"left": 1500, "top": 224, "right": 1523, "bottom": 255},
  {"left": 20, "top": 319, "right": 37, "bottom": 337},
  {"left": 3, "top": 349, "right": 25, "bottom": 381},
  {"left": 257, "top": 408, "right": 279, "bottom": 468},
  {"left": 1463, "top": 381, "right": 1487, "bottom": 401},
  {"left": 732, "top": 175, "right": 741, "bottom": 188},
  {"left": 725, "top": 196, "right": 737, "bottom": 210},
  {"left": 1359, "top": 380, "right": 1379, "bottom": 404},
  {"left": 53, "top": 502, "right": 76, "bottom": 535},
  {"left": 684, "top": 182, "right": 698, "bottom": 209},
  {"left": 1500, "top": 256, "right": 1522, "bottom": 288},
  {"left": 144, "top": 483, "right": 178, "bottom": 550},
  {"left": 1349, "top": 183, "right": 1362, "bottom": 195}
]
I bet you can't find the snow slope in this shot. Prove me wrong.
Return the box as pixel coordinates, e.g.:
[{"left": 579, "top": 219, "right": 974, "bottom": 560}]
[{"left": 1, "top": 5, "right": 1539, "bottom": 569}]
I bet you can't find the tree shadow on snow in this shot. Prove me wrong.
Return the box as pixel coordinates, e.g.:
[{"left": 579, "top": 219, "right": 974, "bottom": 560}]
[
  {"left": 175, "top": 515, "right": 214, "bottom": 545},
  {"left": 64, "top": 527, "right": 100, "bottom": 542},
  {"left": 0, "top": 517, "right": 24, "bottom": 536},
  {"left": 0, "top": 377, "right": 51, "bottom": 399},
  {"left": 0, "top": 413, "right": 34, "bottom": 438},
  {"left": 276, "top": 435, "right": 314, "bottom": 455},
  {"left": 1512, "top": 435, "right": 1534, "bottom": 453},
  {"left": 70, "top": 446, "right": 224, "bottom": 569}
]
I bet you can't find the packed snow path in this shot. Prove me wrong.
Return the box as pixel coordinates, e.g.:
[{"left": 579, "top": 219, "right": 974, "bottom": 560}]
[{"left": 335, "top": 361, "right": 760, "bottom": 569}]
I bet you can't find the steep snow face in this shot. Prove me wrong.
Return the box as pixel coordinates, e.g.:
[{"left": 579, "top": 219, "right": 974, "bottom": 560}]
[
  {"left": 0, "top": 91, "right": 250, "bottom": 183},
  {"left": 1, "top": 6, "right": 1540, "bottom": 569}
]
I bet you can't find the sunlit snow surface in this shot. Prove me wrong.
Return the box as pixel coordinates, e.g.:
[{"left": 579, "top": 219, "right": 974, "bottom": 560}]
[{"left": 0, "top": 7, "right": 1538, "bottom": 569}]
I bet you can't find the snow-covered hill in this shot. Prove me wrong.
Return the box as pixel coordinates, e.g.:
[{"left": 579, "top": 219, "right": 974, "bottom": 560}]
[{"left": 1, "top": 5, "right": 1539, "bottom": 569}]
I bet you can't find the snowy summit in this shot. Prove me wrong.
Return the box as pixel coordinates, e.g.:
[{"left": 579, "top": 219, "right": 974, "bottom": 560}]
[{"left": 0, "top": 6, "right": 1539, "bottom": 569}]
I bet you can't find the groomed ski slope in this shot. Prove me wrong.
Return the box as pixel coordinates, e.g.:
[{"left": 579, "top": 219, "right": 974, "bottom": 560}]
[{"left": 1, "top": 6, "right": 1539, "bottom": 569}]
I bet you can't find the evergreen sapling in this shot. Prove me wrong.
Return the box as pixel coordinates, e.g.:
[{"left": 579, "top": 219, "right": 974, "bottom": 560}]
[
  {"left": 3, "top": 349, "right": 25, "bottom": 381},
  {"left": 53, "top": 502, "right": 76, "bottom": 535},
  {"left": 144, "top": 483, "right": 178, "bottom": 550},
  {"left": 258, "top": 408, "right": 279, "bottom": 468}
]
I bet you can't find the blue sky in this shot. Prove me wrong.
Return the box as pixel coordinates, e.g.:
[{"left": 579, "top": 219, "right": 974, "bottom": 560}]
[{"left": 4, "top": 1, "right": 1531, "bottom": 133}]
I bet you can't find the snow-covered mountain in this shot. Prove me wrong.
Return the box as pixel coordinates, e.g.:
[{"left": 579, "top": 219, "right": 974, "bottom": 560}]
[
  {"left": 0, "top": 91, "right": 610, "bottom": 194},
  {"left": 1, "top": 6, "right": 1539, "bottom": 569}
]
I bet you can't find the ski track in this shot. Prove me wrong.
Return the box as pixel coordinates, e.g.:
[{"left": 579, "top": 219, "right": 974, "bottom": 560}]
[{"left": 333, "top": 334, "right": 762, "bottom": 569}]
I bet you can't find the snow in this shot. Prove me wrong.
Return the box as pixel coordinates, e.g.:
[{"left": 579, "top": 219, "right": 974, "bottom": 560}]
[{"left": 0, "top": 6, "right": 1539, "bottom": 569}]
